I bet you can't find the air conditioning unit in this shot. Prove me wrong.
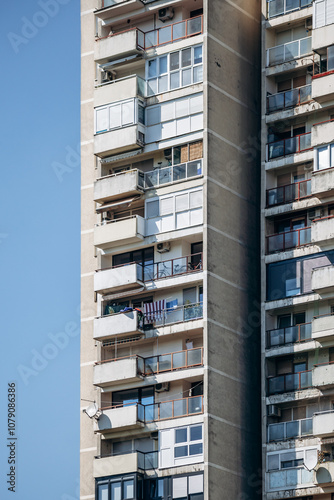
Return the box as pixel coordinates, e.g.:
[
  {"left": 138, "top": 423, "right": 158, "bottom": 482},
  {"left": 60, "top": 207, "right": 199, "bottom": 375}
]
[
  {"left": 309, "top": 208, "right": 323, "bottom": 220},
  {"left": 158, "top": 7, "right": 174, "bottom": 22},
  {"left": 155, "top": 382, "right": 170, "bottom": 393},
  {"left": 102, "top": 70, "right": 113, "bottom": 82},
  {"left": 157, "top": 242, "right": 170, "bottom": 253},
  {"left": 305, "top": 18, "right": 312, "bottom": 30},
  {"left": 164, "top": 148, "right": 172, "bottom": 160},
  {"left": 268, "top": 405, "right": 281, "bottom": 417}
]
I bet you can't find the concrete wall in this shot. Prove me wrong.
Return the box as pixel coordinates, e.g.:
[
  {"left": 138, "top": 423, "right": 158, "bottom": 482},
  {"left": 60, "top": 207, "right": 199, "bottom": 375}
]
[
  {"left": 312, "top": 121, "right": 334, "bottom": 147},
  {"left": 94, "top": 125, "right": 141, "bottom": 157},
  {"left": 313, "top": 411, "right": 334, "bottom": 437},
  {"left": 93, "top": 452, "right": 138, "bottom": 477},
  {"left": 312, "top": 168, "right": 334, "bottom": 197},
  {"left": 312, "top": 24, "right": 334, "bottom": 51},
  {"left": 93, "top": 357, "right": 141, "bottom": 387},
  {"left": 94, "top": 29, "right": 142, "bottom": 64},
  {"left": 204, "top": 0, "right": 262, "bottom": 498},
  {"left": 312, "top": 73, "right": 334, "bottom": 103},
  {"left": 93, "top": 310, "right": 142, "bottom": 340},
  {"left": 312, "top": 314, "right": 334, "bottom": 341},
  {"left": 312, "top": 265, "right": 334, "bottom": 293},
  {"left": 313, "top": 363, "right": 334, "bottom": 388},
  {"left": 94, "top": 263, "right": 142, "bottom": 294},
  {"left": 94, "top": 169, "right": 143, "bottom": 203},
  {"left": 94, "top": 216, "right": 145, "bottom": 249}
]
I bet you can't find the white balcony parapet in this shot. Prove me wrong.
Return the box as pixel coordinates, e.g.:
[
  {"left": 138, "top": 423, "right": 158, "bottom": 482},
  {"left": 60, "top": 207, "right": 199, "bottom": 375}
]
[
  {"left": 94, "top": 310, "right": 143, "bottom": 340},
  {"left": 313, "top": 362, "right": 334, "bottom": 388},
  {"left": 93, "top": 452, "right": 138, "bottom": 478},
  {"left": 267, "top": 36, "right": 312, "bottom": 67},
  {"left": 312, "top": 314, "right": 334, "bottom": 341},
  {"left": 312, "top": 72, "right": 334, "bottom": 103},
  {"left": 94, "top": 29, "right": 144, "bottom": 64},
  {"left": 96, "top": 404, "right": 144, "bottom": 432},
  {"left": 94, "top": 263, "right": 144, "bottom": 294},
  {"left": 312, "top": 119, "right": 334, "bottom": 148},
  {"left": 94, "top": 169, "right": 144, "bottom": 204},
  {"left": 311, "top": 217, "right": 334, "bottom": 245},
  {"left": 94, "top": 215, "right": 145, "bottom": 250},
  {"left": 312, "top": 168, "right": 334, "bottom": 197},
  {"left": 312, "top": 265, "right": 334, "bottom": 293},
  {"left": 94, "top": 356, "right": 143, "bottom": 387},
  {"left": 313, "top": 410, "right": 334, "bottom": 438}
]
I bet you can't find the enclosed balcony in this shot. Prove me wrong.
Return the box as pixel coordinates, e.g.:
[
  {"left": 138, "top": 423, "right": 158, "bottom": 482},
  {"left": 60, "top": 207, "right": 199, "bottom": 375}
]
[
  {"left": 312, "top": 265, "right": 334, "bottom": 293},
  {"left": 266, "top": 226, "right": 311, "bottom": 254},
  {"left": 266, "top": 36, "right": 312, "bottom": 67},
  {"left": 314, "top": 461, "right": 334, "bottom": 486},
  {"left": 266, "top": 179, "right": 311, "bottom": 207},
  {"left": 312, "top": 168, "right": 334, "bottom": 198},
  {"left": 311, "top": 216, "right": 334, "bottom": 245},
  {"left": 268, "top": 370, "right": 312, "bottom": 395},
  {"left": 94, "top": 215, "right": 145, "bottom": 250},
  {"left": 267, "top": 417, "right": 312, "bottom": 442},
  {"left": 93, "top": 450, "right": 158, "bottom": 478},
  {"left": 267, "top": 132, "right": 311, "bottom": 161},
  {"left": 312, "top": 314, "right": 334, "bottom": 342},
  {"left": 312, "top": 119, "right": 334, "bottom": 148},
  {"left": 267, "top": 85, "right": 311, "bottom": 114},
  {"left": 313, "top": 411, "right": 334, "bottom": 438},
  {"left": 94, "top": 309, "right": 143, "bottom": 341},
  {"left": 94, "top": 28, "right": 144, "bottom": 64},
  {"left": 313, "top": 362, "right": 334, "bottom": 389},
  {"left": 94, "top": 170, "right": 144, "bottom": 204},
  {"left": 266, "top": 322, "right": 312, "bottom": 348},
  {"left": 94, "top": 263, "right": 144, "bottom": 295},
  {"left": 266, "top": 0, "right": 312, "bottom": 19},
  {"left": 96, "top": 403, "right": 145, "bottom": 433},
  {"left": 94, "top": 347, "right": 203, "bottom": 388}
]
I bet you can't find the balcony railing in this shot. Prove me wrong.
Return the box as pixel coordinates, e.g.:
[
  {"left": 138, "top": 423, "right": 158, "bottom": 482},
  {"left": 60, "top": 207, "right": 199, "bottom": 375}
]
[
  {"left": 268, "top": 417, "right": 313, "bottom": 442},
  {"left": 268, "top": 370, "right": 312, "bottom": 395},
  {"left": 96, "top": 15, "right": 203, "bottom": 51},
  {"left": 267, "top": 84, "right": 311, "bottom": 113},
  {"left": 266, "top": 226, "right": 311, "bottom": 253},
  {"left": 267, "top": 0, "right": 312, "bottom": 19},
  {"left": 267, "top": 322, "right": 312, "bottom": 348},
  {"left": 267, "top": 36, "right": 312, "bottom": 66},
  {"left": 101, "top": 395, "right": 204, "bottom": 422},
  {"left": 267, "top": 132, "right": 311, "bottom": 160},
  {"left": 95, "top": 450, "right": 158, "bottom": 471},
  {"left": 266, "top": 179, "right": 311, "bottom": 207},
  {"left": 144, "top": 303, "right": 203, "bottom": 327},
  {"left": 96, "top": 347, "right": 204, "bottom": 375},
  {"left": 144, "top": 159, "right": 203, "bottom": 188},
  {"left": 141, "top": 252, "right": 203, "bottom": 281}
]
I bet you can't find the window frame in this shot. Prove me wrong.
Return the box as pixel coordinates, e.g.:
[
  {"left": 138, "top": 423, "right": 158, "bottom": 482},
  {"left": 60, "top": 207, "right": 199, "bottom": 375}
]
[{"left": 95, "top": 98, "right": 145, "bottom": 134}]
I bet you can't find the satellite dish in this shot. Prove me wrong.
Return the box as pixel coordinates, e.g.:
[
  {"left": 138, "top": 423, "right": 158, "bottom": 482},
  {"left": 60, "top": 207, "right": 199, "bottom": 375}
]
[
  {"left": 84, "top": 403, "right": 101, "bottom": 420},
  {"left": 304, "top": 454, "right": 318, "bottom": 471}
]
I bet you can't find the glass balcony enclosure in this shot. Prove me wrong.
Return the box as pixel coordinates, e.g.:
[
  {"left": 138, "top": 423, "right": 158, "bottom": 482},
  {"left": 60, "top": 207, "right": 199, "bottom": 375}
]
[
  {"left": 267, "top": 36, "right": 312, "bottom": 66},
  {"left": 267, "top": 0, "right": 312, "bottom": 19},
  {"left": 267, "top": 84, "right": 311, "bottom": 113},
  {"left": 266, "top": 179, "right": 311, "bottom": 207},
  {"left": 268, "top": 418, "right": 313, "bottom": 441}
]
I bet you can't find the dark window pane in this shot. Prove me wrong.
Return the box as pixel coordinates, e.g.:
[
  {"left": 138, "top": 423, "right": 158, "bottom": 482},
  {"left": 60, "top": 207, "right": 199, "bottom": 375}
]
[
  {"left": 175, "top": 428, "right": 187, "bottom": 443},
  {"left": 175, "top": 445, "right": 188, "bottom": 457}
]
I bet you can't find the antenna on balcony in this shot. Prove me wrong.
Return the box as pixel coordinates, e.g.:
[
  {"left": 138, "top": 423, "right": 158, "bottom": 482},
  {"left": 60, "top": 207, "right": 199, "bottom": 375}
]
[
  {"left": 83, "top": 402, "right": 102, "bottom": 420},
  {"left": 304, "top": 453, "right": 318, "bottom": 471}
]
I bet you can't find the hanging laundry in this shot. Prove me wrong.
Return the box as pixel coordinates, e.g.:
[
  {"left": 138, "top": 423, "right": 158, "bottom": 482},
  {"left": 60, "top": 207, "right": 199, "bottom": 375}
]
[{"left": 144, "top": 300, "right": 166, "bottom": 323}]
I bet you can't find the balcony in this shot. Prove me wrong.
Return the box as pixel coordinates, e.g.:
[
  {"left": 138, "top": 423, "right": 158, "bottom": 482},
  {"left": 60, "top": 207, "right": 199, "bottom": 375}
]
[
  {"left": 143, "top": 303, "right": 203, "bottom": 328},
  {"left": 94, "top": 28, "right": 144, "bottom": 64},
  {"left": 268, "top": 467, "right": 313, "bottom": 491},
  {"left": 266, "top": 179, "right": 311, "bottom": 207},
  {"left": 267, "top": 132, "right": 311, "bottom": 161},
  {"left": 312, "top": 71, "right": 334, "bottom": 103},
  {"left": 268, "top": 370, "right": 312, "bottom": 395},
  {"left": 266, "top": 36, "right": 312, "bottom": 67},
  {"left": 94, "top": 310, "right": 143, "bottom": 341},
  {"left": 313, "top": 411, "right": 334, "bottom": 438},
  {"left": 268, "top": 417, "right": 312, "bottom": 442},
  {"left": 94, "top": 124, "right": 144, "bottom": 158},
  {"left": 95, "top": 0, "right": 144, "bottom": 19},
  {"left": 311, "top": 216, "right": 334, "bottom": 245},
  {"left": 267, "top": 85, "right": 311, "bottom": 114},
  {"left": 94, "top": 215, "right": 145, "bottom": 250},
  {"left": 143, "top": 159, "right": 203, "bottom": 189},
  {"left": 94, "top": 263, "right": 144, "bottom": 295},
  {"left": 312, "top": 168, "right": 334, "bottom": 197},
  {"left": 93, "top": 356, "right": 144, "bottom": 388},
  {"left": 314, "top": 461, "right": 334, "bottom": 486},
  {"left": 93, "top": 347, "right": 203, "bottom": 388},
  {"left": 93, "top": 450, "right": 158, "bottom": 478},
  {"left": 266, "top": 226, "right": 311, "bottom": 254},
  {"left": 312, "top": 119, "right": 334, "bottom": 148},
  {"left": 96, "top": 404, "right": 144, "bottom": 433},
  {"left": 312, "top": 314, "right": 334, "bottom": 342},
  {"left": 313, "top": 362, "right": 334, "bottom": 389},
  {"left": 94, "top": 170, "right": 144, "bottom": 204},
  {"left": 267, "top": 0, "right": 312, "bottom": 19},
  {"left": 266, "top": 322, "right": 312, "bottom": 348},
  {"left": 95, "top": 75, "right": 146, "bottom": 105},
  {"left": 312, "top": 265, "right": 334, "bottom": 293},
  {"left": 94, "top": 15, "right": 203, "bottom": 63}
]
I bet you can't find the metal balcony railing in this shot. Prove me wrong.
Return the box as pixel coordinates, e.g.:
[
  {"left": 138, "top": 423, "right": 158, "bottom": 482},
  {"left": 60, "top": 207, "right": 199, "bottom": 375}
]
[
  {"left": 267, "top": 322, "right": 312, "bottom": 348},
  {"left": 266, "top": 226, "right": 311, "bottom": 253},
  {"left": 143, "top": 303, "right": 203, "bottom": 327},
  {"left": 96, "top": 347, "right": 204, "bottom": 375},
  {"left": 144, "top": 159, "right": 203, "bottom": 188},
  {"left": 267, "top": 132, "right": 311, "bottom": 160},
  {"left": 96, "top": 15, "right": 203, "bottom": 51},
  {"left": 267, "top": 36, "right": 312, "bottom": 66},
  {"left": 267, "top": 0, "right": 312, "bottom": 19},
  {"left": 100, "top": 395, "right": 204, "bottom": 422},
  {"left": 268, "top": 417, "right": 313, "bottom": 442},
  {"left": 266, "top": 179, "right": 311, "bottom": 207},
  {"left": 267, "top": 84, "right": 311, "bottom": 113},
  {"left": 268, "top": 370, "right": 312, "bottom": 395}
]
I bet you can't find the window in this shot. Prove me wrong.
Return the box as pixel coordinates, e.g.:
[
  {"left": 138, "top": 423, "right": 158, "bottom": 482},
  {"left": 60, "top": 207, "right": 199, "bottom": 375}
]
[
  {"left": 160, "top": 425, "right": 203, "bottom": 468},
  {"left": 315, "top": 142, "right": 334, "bottom": 171},
  {"left": 95, "top": 98, "right": 144, "bottom": 134},
  {"left": 112, "top": 387, "right": 154, "bottom": 407},
  {"left": 314, "top": 0, "right": 334, "bottom": 29},
  {"left": 96, "top": 476, "right": 136, "bottom": 500},
  {"left": 112, "top": 248, "right": 154, "bottom": 268},
  {"left": 147, "top": 45, "right": 203, "bottom": 96},
  {"left": 267, "top": 448, "right": 317, "bottom": 471},
  {"left": 174, "top": 425, "right": 203, "bottom": 458},
  {"left": 145, "top": 473, "right": 203, "bottom": 500}
]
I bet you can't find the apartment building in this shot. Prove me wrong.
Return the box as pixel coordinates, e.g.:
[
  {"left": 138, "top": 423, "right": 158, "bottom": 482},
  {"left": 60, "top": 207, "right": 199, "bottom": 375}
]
[
  {"left": 262, "top": 0, "right": 334, "bottom": 498},
  {"left": 81, "top": 1, "right": 261, "bottom": 499}
]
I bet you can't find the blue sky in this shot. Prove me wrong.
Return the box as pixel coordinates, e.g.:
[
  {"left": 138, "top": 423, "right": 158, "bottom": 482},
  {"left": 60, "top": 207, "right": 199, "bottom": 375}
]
[{"left": 0, "top": 1, "right": 80, "bottom": 499}]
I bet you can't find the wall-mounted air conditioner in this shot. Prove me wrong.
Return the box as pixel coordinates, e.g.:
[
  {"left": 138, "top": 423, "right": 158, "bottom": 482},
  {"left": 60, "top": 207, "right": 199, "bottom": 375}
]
[
  {"left": 268, "top": 404, "right": 281, "bottom": 417},
  {"left": 155, "top": 382, "right": 170, "bottom": 393},
  {"left": 157, "top": 242, "right": 170, "bottom": 253},
  {"left": 158, "top": 7, "right": 174, "bottom": 22}
]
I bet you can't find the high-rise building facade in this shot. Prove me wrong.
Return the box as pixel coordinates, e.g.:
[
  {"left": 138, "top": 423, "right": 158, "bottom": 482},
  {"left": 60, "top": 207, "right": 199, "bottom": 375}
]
[
  {"left": 262, "top": 0, "right": 334, "bottom": 498},
  {"left": 81, "top": 1, "right": 261, "bottom": 499}
]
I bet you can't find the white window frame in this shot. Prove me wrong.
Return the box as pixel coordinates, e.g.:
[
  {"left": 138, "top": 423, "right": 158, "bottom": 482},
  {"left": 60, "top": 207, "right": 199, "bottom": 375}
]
[
  {"left": 146, "top": 44, "right": 203, "bottom": 96},
  {"left": 174, "top": 424, "right": 203, "bottom": 461},
  {"left": 94, "top": 98, "right": 145, "bottom": 134},
  {"left": 314, "top": 142, "right": 334, "bottom": 171}
]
